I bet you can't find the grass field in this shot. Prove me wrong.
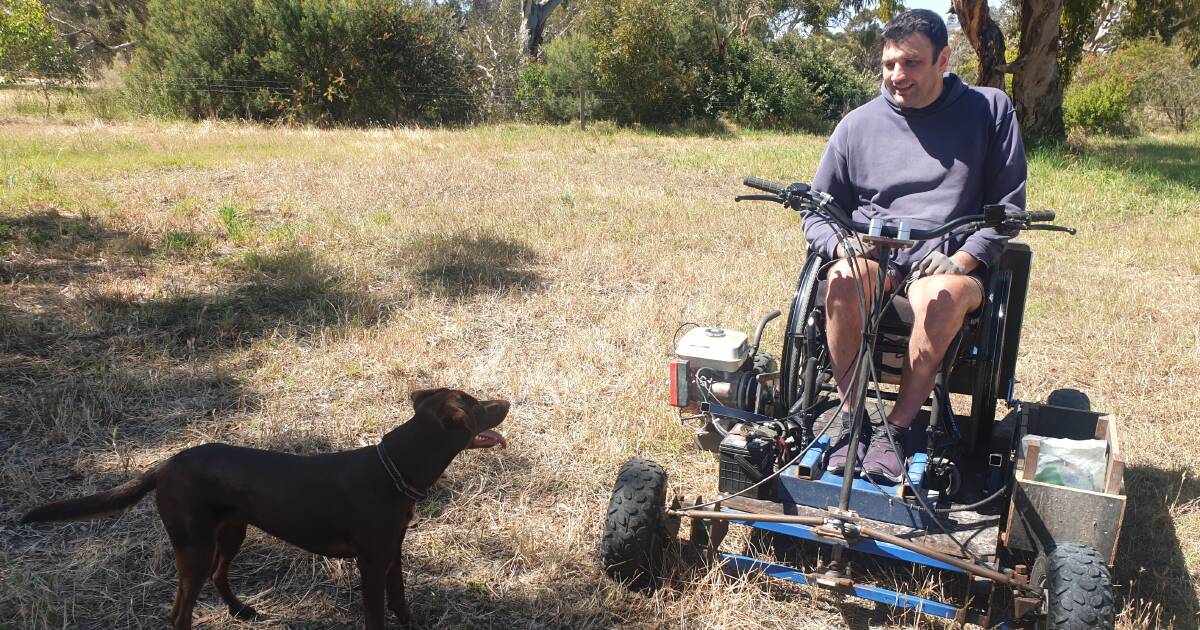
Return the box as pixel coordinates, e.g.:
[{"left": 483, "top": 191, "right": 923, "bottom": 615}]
[{"left": 1, "top": 100, "right": 1198, "bottom": 628}]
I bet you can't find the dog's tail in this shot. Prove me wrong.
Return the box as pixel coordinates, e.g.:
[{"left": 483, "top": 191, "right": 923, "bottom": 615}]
[{"left": 21, "top": 467, "right": 159, "bottom": 524}]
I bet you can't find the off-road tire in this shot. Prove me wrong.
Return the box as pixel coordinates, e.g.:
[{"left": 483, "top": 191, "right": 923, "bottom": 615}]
[
  {"left": 600, "top": 457, "right": 669, "bottom": 587},
  {"left": 1035, "top": 543, "right": 1115, "bottom": 630},
  {"left": 1046, "top": 388, "right": 1091, "bottom": 411}
]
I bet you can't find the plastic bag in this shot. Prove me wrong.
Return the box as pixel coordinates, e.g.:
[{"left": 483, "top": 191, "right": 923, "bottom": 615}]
[{"left": 1020, "top": 435, "right": 1108, "bottom": 492}]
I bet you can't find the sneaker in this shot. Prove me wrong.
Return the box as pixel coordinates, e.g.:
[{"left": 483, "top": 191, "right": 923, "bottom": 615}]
[
  {"left": 861, "top": 418, "right": 909, "bottom": 484},
  {"left": 825, "top": 410, "right": 866, "bottom": 475}
]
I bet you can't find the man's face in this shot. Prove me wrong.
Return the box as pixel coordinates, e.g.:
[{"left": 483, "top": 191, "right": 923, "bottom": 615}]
[{"left": 881, "top": 34, "right": 950, "bottom": 109}]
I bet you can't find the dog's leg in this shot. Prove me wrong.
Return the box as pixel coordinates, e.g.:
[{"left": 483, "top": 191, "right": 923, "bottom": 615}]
[
  {"left": 386, "top": 531, "right": 411, "bottom": 625},
  {"left": 167, "top": 530, "right": 216, "bottom": 630},
  {"left": 211, "top": 520, "right": 257, "bottom": 620},
  {"left": 357, "top": 555, "right": 390, "bottom": 630},
  {"left": 159, "top": 492, "right": 216, "bottom": 630}
]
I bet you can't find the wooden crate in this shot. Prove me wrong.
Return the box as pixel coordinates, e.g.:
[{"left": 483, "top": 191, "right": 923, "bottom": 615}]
[{"left": 1003, "top": 404, "right": 1126, "bottom": 565}]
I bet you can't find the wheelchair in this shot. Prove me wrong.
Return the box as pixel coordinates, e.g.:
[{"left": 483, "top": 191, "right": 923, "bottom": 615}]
[{"left": 777, "top": 241, "right": 1034, "bottom": 501}]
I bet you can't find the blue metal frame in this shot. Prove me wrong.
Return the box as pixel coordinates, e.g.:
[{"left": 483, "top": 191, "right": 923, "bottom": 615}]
[
  {"left": 730, "top": 516, "right": 964, "bottom": 573},
  {"left": 719, "top": 508, "right": 1012, "bottom": 627},
  {"left": 722, "top": 553, "right": 964, "bottom": 620}
]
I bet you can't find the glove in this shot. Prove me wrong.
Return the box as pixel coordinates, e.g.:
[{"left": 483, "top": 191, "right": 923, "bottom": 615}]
[
  {"left": 838, "top": 238, "right": 875, "bottom": 259},
  {"left": 915, "top": 251, "right": 966, "bottom": 278}
]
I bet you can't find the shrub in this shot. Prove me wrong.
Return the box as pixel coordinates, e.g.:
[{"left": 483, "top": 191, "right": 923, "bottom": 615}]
[
  {"left": 515, "top": 32, "right": 599, "bottom": 124},
  {"left": 1063, "top": 73, "right": 1136, "bottom": 135},
  {"left": 1065, "top": 40, "right": 1200, "bottom": 134},
  {"left": 584, "top": 0, "right": 707, "bottom": 124},
  {"left": 126, "top": 0, "right": 479, "bottom": 125}
]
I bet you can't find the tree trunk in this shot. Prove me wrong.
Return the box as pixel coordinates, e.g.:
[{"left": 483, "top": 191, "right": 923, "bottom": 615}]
[
  {"left": 519, "top": 0, "right": 564, "bottom": 59},
  {"left": 951, "top": 0, "right": 1007, "bottom": 89},
  {"left": 1012, "top": 0, "right": 1066, "bottom": 142}
]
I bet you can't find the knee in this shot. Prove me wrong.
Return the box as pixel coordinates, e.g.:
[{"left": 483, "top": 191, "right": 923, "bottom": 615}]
[{"left": 826, "top": 259, "right": 874, "bottom": 306}]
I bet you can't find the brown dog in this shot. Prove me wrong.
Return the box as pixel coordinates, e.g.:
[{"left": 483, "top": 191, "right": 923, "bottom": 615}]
[{"left": 20, "top": 388, "right": 508, "bottom": 629}]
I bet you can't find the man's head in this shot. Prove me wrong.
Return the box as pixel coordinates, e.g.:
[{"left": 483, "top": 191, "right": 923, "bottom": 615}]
[{"left": 880, "top": 9, "right": 951, "bottom": 109}]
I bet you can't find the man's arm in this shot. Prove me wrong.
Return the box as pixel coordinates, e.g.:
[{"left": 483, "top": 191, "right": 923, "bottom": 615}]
[
  {"left": 807, "top": 123, "right": 855, "bottom": 259},
  {"left": 958, "top": 103, "right": 1027, "bottom": 269}
]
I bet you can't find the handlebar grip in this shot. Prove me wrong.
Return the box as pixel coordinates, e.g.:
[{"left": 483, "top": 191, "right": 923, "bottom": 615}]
[
  {"left": 1028, "top": 210, "right": 1055, "bottom": 222},
  {"left": 743, "top": 176, "right": 786, "bottom": 194}
]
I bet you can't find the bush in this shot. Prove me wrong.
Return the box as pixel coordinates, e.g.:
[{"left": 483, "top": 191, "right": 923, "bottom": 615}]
[
  {"left": 584, "top": 0, "right": 707, "bottom": 124},
  {"left": 772, "top": 34, "right": 875, "bottom": 125},
  {"left": 126, "top": 0, "right": 479, "bottom": 125},
  {"left": 515, "top": 32, "right": 599, "bottom": 124},
  {"left": 1065, "top": 40, "right": 1200, "bottom": 134},
  {"left": 1063, "top": 73, "right": 1136, "bottom": 135},
  {"left": 697, "top": 36, "right": 827, "bottom": 131}
]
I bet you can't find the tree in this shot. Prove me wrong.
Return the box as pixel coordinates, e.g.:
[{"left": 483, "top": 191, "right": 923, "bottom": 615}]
[
  {"left": 519, "top": 0, "right": 563, "bottom": 58},
  {"left": 1011, "top": 0, "right": 1066, "bottom": 141},
  {"left": 1118, "top": 0, "right": 1200, "bottom": 62},
  {"left": 0, "top": 0, "right": 83, "bottom": 113},
  {"left": 951, "top": 0, "right": 1006, "bottom": 88},
  {"left": 43, "top": 0, "right": 143, "bottom": 69}
]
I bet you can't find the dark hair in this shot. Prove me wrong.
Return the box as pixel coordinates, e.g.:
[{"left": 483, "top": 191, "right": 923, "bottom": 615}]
[{"left": 882, "top": 9, "right": 948, "bottom": 55}]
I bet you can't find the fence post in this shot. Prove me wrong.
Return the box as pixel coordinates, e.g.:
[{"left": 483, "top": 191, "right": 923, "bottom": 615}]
[{"left": 579, "top": 85, "right": 586, "bottom": 130}]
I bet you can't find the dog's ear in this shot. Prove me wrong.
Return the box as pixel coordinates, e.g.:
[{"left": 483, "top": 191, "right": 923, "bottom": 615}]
[{"left": 410, "top": 388, "right": 450, "bottom": 410}]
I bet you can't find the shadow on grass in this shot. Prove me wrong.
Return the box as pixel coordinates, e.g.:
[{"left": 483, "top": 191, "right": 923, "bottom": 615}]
[
  {"left": 1114, "top": 465, "right": 1199, "bottom": 628},
  {"left": 0, "top": 222, "right": 380, "bottom": 454},
  {"left": 402, "top": 233, "right": 543, "bottom": 298},
  {"left": 1054, "top": 136, "right": 1200, "bottom": 192}
]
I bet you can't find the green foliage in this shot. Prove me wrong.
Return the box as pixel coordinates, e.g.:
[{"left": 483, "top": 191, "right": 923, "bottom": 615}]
[
  {"left": 585, "top": 0, "right": 706, "bottom": 124},
  {"left": 126, "top": 0, "right": 479, "bottom": 125},
  {"left": 0, "top": 0, "right": 83, "bottom": 84},
  {"left": 1115, "top": 39, "right": 1200, "bottom": 131},
  {"left": 515, "top": 32, "right": 599, "bottom": 123},
  {"left": 773, "top": 34, "right": 873, "bottom": 123},
  {"left": 1118, "top": 0, "right": 1200, "bottom": 64},
  {"left": 1063, "top": 72, "right": 1135, "bottom": 135},
  {"left": 579, "top": 0, "right": 870, "bottom": 130},
  {"left": 1065, "top": 40, "right": 1200, "bottom": 134}
]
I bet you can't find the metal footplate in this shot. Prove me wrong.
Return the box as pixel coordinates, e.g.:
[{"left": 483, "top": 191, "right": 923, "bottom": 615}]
[{"left": 783, "top": 436, "right": 936, "bottom": 528}]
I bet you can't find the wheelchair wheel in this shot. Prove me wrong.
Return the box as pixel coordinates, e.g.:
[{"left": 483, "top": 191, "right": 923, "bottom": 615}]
[{"left": 780, "top": 252, "right": 827, "bottom": 415}]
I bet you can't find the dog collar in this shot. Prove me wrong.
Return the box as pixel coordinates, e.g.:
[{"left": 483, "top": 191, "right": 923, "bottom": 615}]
[{"left": 376, "top": 442, "right": 428, "bottom": 501}]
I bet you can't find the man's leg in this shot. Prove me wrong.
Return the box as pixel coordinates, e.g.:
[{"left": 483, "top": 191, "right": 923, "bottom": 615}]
[
  {"left": 825, "top": 257, "right": 893, "bottom": 400},
  {"left": 824, "top": 256, "right": 892, "bottom": 473},
  {"left": 862, "top": 273, "right": 982, "bottom": 481},
  {"left": 890, "top": 274, "right": 984, "bottom": 428}
]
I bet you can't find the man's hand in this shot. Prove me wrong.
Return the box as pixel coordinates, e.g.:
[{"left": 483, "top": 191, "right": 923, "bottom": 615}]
[
  {"left": 839, "top": 238, "right": 874, "bottom": 259},
  {"left": 915, "top": 251, "right": 966, "bottom": 277}
]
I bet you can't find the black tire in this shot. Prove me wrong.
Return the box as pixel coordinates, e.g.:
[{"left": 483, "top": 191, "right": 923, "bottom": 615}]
[
  {"left": 780, "top": 252, "right": 826, "bottom": 414},
  {"left": 1034, "top": 543, "right": 1115, "bottom": 630},
  {"left": 1046, "top": 388, "right": 1091, "bottom": 411},
  {"left": 600, "top": 457, "right": 670, "bottom": 587}
]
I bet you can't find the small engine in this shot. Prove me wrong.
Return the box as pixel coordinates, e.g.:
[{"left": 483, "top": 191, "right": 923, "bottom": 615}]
[{"left": 668, "top": 326, "right": 777, "bottom": 414}]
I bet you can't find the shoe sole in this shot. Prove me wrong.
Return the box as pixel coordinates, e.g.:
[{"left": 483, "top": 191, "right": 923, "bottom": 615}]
[{"left": 860, "top": 467, "right": 904, "bottom": 484}]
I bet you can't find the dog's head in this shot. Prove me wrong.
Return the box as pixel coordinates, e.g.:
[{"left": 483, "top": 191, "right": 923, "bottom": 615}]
[{"left": 410, "top": 388, "right": 509, "bottom": 450}]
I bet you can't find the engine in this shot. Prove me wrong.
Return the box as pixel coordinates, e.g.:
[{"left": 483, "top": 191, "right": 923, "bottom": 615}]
[{"left": 668, "top": 326, "right": 777, "bottom": 414}]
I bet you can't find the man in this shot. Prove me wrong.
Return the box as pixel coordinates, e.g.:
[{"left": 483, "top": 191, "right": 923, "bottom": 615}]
[{"left": 804, "top": 9, "right": 1026, "bottom": 483}]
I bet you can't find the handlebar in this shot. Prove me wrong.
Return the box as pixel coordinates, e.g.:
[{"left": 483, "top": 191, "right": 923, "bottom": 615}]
[{"left": 738, "top": 177, "right": 1072, "bottom": 239}]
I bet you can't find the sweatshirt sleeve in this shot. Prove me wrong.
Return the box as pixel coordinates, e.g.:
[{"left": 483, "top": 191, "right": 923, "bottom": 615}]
[
  {"left": 959, "top": 101, "right": 1027, "bottom": 268},
  {"left": 806, "top": 122, "right": 853, "bottom": 259}
]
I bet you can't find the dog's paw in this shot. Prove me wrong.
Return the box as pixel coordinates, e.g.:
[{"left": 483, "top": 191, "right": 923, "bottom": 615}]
[{"left": 230, "top": 605, "right": 258, "bottom": 621}]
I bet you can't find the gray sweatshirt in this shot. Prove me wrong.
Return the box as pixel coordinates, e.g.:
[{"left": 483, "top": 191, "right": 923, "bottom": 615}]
[{"left": 806, "top": 73, "right": 1026, "bottom": 271}]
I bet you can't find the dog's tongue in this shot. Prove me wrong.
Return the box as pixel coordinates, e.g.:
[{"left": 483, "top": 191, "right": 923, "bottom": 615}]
[{"left": 470, "top": 430, "right": 507, "bottom": 449}]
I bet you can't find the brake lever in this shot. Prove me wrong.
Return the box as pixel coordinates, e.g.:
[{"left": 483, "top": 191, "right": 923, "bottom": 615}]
[
  {"left": 735, "top": 194, "right": 786, "bottom": 203},
  {"left": 1024, "top": 224, "right": 1077, "bottom": 235}
]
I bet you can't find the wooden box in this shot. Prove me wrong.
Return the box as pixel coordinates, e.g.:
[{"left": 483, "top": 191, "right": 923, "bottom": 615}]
[{"left": 1002, "top": 402, "right": 1126, "bottom": 565}]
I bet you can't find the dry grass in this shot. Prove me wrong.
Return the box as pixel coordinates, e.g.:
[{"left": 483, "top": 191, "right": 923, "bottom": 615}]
[{"left": 0, "top": 106, "right": 1197, "bottom": 629}]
